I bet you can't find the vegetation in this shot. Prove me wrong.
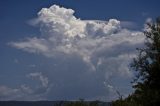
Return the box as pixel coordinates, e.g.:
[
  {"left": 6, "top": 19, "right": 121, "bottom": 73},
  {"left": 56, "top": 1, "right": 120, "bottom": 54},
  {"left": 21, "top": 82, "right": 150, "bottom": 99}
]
[
  {"left": 54, "top": 99, "right": 110, "bottom": 106},
  {"left": 112, "top": 17, "right": 160, "bottom": 106}
]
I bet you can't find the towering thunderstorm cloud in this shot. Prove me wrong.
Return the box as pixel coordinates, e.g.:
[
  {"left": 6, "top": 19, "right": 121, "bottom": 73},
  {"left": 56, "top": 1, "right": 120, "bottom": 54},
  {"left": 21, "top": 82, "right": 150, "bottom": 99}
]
[{"left": 6, "top": 5, "right": 145, "bottom": 101}]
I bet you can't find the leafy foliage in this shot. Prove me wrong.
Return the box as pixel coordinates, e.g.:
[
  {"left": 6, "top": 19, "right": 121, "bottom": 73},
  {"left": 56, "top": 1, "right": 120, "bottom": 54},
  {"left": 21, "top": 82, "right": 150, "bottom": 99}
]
[
  {"left": 112, "top": 17, "right": 160, "bottom": 106},
  {"left": 131, "top": 17, "right": 160, "bottom": 106}
]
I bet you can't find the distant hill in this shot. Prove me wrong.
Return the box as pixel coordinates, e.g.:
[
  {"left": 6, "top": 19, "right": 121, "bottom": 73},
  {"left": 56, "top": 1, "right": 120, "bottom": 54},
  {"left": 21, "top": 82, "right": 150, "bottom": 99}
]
[{"left": 0, "top": 101, "right": 112, "bottom": 106}]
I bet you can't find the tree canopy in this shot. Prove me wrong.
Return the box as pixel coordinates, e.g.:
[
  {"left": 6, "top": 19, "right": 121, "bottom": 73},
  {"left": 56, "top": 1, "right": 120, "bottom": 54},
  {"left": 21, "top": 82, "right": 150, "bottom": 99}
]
[
  {"left": 113, "top": 17, "right": 160, "bottom": 106},
  {"left": 131, "top": 17, "right": 160, "bottom": 106}
]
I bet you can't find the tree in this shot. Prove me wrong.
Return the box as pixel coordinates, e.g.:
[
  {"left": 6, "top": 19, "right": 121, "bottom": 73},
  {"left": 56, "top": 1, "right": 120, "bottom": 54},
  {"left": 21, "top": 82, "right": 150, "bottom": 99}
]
[{"left": 130, "top": 17, "right": 160, "bottom": 106}]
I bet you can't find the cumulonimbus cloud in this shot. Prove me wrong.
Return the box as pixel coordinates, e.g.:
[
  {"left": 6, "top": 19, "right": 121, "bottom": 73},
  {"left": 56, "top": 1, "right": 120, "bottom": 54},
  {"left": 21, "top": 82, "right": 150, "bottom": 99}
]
[{"left": 8, "top": 5, "right": 145, "bottom": 101}]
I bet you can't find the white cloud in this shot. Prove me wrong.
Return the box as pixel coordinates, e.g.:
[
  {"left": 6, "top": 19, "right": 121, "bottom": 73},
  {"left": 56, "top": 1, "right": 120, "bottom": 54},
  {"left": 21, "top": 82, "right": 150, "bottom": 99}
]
[
  {"left": 37, "top": 5, "right": 86, "bottom": 38},
  {"left": 0, "top": 86, "right": 19, "bottom": 98},
  {"left": 0, "top": 83, "right": 49, "bottom": 101},
  {"left": 0, "top": 85, "right": 35, "bottom": 100},
  {"left": 9, "top": 4, "right": 145, "bottom": 101},
  {"left": 27, "top": 72, "right": 49, "bottom": 88},
  {"left": 145, "top": 17, "right": 152, "bottom": 24}
]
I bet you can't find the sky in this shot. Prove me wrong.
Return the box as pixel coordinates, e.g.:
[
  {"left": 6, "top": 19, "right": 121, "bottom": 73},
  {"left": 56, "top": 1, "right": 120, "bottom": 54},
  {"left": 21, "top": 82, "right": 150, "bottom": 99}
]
[{"left": 0, "top": 0, "right": 160, "bottom": 101}]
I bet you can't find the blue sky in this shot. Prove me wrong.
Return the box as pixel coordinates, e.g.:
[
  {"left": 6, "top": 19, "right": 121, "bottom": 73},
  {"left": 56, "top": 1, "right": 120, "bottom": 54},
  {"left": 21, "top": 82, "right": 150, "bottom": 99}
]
[
  {"left": 0, "top": 0, "right": 160, "bottom": 101},
  {"left": 0, "top": 0, "right": 159, "bottom": 42}
]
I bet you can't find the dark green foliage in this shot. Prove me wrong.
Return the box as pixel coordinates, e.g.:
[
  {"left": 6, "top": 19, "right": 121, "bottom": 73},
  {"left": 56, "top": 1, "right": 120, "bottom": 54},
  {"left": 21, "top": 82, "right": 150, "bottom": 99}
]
[
  {"left": 112, "top": 17, "right": 160, "bottom": 106},
  {"left": 112, "top": 95, "right": 141, "bottom": 106},
  {"left": 130, "top": 17, "right": 160, "bottom": 106}
]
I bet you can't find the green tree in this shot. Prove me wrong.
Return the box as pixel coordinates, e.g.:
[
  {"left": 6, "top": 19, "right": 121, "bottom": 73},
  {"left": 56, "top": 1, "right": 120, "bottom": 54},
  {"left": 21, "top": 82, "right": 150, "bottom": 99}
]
[{"left": 130, "top": 17, "right": 160, "bottom": 106}]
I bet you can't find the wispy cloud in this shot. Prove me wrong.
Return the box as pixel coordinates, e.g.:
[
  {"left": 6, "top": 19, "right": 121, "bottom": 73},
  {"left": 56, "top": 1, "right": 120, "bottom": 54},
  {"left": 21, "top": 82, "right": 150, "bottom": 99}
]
[{"left": 27, "top": 72, "right": 49, "bottom": 88}]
